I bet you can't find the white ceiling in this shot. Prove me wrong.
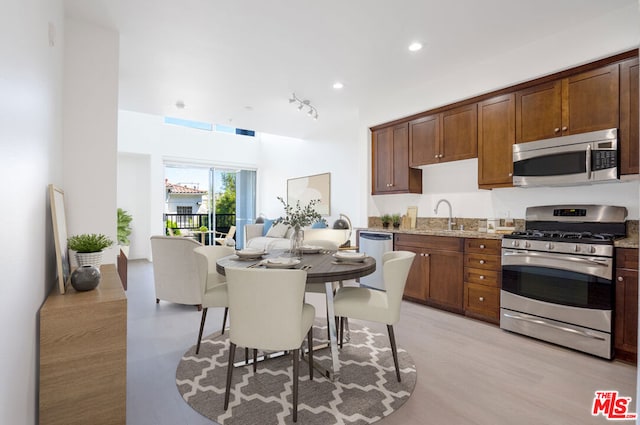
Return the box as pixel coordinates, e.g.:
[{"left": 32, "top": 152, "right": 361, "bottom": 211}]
[{"left": 64, "top": 0, "right": 638, "bottom": 139}]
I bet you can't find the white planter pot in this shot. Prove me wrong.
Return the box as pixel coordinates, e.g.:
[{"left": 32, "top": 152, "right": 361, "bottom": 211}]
[{"left": 75, "top": 251, "right": 104, "bottom": 267}]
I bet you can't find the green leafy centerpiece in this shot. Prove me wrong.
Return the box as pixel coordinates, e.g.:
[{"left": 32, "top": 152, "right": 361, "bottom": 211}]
[{"left": 275, "top": 196, "right": 326, "bottom": 253}]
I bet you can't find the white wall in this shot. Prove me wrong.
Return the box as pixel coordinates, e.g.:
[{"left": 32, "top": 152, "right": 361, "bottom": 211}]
[
  {"left": 0, "top": 1, "right": 63, "bottom": 423},
  {"left": 117, "top": 153, "right": 151, "bottom": 259},
  {"left": 63, "top": 18, "right": 119, "bottom": 261},
  {"left": 362, "top": 3, "right": 640, "bottom": 223}
]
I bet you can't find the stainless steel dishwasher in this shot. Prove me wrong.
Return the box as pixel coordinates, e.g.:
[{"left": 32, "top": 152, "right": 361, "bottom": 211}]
[{"left": 358, "top": 231, "right": 393, "bottom": 290}]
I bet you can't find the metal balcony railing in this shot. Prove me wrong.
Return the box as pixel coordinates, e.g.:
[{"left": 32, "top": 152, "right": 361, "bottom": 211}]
[{"left": 164, "top": 213, "right": 236, "bottom": 242}]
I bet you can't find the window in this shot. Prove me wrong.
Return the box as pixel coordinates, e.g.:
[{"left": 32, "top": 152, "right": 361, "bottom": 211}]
[{"left": 177, "top": 206, "right": 193, "bottom": 214}]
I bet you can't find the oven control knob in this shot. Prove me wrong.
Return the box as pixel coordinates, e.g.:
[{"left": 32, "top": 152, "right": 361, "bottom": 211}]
[
  {"left": 589, "top": 246, "right": 597, "bottom": 254},
  {"left": 511, "top": 240, "right": 519, "bottom": 248},
  {"left": 574, "top": 245, "right": 580, "bottom": 252},
  {"left": 545, "top": 243, "right": 553, "bottom": 250},
  {"left": 524, "top": 241, "right": 531, "bottom": 248}
]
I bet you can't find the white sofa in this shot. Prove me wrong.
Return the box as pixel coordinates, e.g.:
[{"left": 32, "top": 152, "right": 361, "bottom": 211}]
[{"left": 244, "top": 223, "right": 349, "bottom": 251}]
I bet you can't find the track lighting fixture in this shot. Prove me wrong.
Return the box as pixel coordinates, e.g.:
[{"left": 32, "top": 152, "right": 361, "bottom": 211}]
[{"left": 289, "top": 93, "right": 318, "bottom": 120}]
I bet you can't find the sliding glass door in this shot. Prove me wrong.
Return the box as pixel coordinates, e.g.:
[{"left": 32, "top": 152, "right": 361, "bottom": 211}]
[{"left": 164, "top": 164, "right": 256, "bottom": 247}]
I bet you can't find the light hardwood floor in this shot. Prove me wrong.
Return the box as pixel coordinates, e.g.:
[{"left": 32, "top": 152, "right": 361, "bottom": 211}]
[{"left": 126, "top": 259, "right": 636, "bottom": 425}]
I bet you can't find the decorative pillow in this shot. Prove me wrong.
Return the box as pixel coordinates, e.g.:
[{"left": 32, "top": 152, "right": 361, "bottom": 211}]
[
  {"left": 266, "top": 222, "right": 289, "bottom": 238},
  {"left": 311, "top": 221, "right": 327, "bottom": 229},
  {"left": 262, "top": 218, "right": 274, "bottom": 236}
]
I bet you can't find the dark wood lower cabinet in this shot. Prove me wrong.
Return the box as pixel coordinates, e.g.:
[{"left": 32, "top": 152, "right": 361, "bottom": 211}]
[
  {"left": 395, "top": 234, "right": 464, "bottom": 314},
  {"left": 615, "top": 248, "right": 638, "bottom": 363}
]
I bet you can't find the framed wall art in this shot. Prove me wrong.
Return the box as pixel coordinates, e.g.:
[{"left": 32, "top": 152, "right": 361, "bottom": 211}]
[
  {"left": 287, "top": 172, "right": 330, "bottom": 215},
  {"left": 49, "top": 184, "right": 70, "bottom": 294}
]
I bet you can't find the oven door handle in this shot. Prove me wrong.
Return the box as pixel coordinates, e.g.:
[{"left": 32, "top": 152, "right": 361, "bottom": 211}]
[
  {"left": 502, "top": 250, "right": 612, "bottom": 280},
  {"left": 502, "top": 250, "right": 610, "bottom": 267},
  {"left": 503, "top": 313, "right": 606, "bottom": 341}
]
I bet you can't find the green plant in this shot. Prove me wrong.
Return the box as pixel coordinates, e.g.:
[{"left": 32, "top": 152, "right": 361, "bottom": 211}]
[
  {"left": 199, "top": 225, "right": 208, "bottom": 232},
  {"left": 392, "top": 214, "right": 402, "bottom": 226},
  {"left": 274, "top": 196, "right": 326, "bottom": 230},
  {"left": 117, "top": 208, "right": 133, "bottom": 245},
  {"left": 67, "top": 233, "right": 114, "bottom": 253},
  {"left": 381, "top": 214, "right": 392, "bottom": 225}
]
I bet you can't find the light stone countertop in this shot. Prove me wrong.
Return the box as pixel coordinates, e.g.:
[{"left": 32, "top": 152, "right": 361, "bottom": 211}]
[{"left": 356, "top": 227, "right": 639, "bottom": 248}]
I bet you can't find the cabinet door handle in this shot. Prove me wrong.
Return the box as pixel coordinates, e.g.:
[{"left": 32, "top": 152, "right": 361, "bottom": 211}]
[
  {"left": 479, "top": 275, "right": 485, "bottom": 280},
  {"left": 618, "top": 276, "right": 624, "bottom": 282},
  {"left": 434, "top": 155, "right": 439, "bottom": 159},
  {"left": 562, "top": 126, "right": 568, "bottom": 131},
  {"left": 554, "top": 127, "right": 560, "bottom": 133},
  {"left": 479, "top": 244, "right": 485, "bottom": 249},
  {"left": 479, "top": 297, "right": 484, "bottom": 302},
  {"left": 508, "top": 172, "right": 513, "bottom": 177},
  {"left": 479, "top": 259, "right": 485, "bottom": 264}
]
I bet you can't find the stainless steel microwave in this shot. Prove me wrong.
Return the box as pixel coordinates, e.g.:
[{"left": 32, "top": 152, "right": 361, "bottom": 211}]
[{"left": 512, "top": 128, "right": 619, "bottom": 187}]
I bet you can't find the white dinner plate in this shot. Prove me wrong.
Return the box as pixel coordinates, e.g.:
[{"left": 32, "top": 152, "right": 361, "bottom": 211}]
[
  {"left": 299, "top": 245, "right": 323, "bottom": 254},
  {"left": 333, "top": 251, "right": 367, "bottom": 262},
  {"left": 264, "top": 257, "right": 301, "bottom": 269},
  {"left": 235, "top": 249, "right": 265, "bottom": 259}
]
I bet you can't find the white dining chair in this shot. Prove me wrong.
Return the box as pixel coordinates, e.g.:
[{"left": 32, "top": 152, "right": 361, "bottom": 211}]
[
  {"left": 223, "top": 268, "right": 315, "bottom": 423},
  {"left": 193, "top": 245, "right": 236, "bottom": 354},
  {"left": 332, "top": 250, "right": 415, "bottom": 382}
]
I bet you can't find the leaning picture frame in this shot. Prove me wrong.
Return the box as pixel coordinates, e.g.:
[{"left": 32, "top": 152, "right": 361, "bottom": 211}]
[
  {"left": 287, "top": 172, "right": 331, "bottom": 215},
  {"left": 49, "top": 184, "right": 70, "bottom": 294}
]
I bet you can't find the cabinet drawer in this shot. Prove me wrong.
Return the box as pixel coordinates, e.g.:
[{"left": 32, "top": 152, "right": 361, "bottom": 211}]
[
  {"left": 464, "top": 253, "right": 501, "bottom": 271},
  {"left": 464, "top": 238, "right": 501, "bottom": 255},
  {"left": 616, "top": 248, "right": 638, "bottom": 270},
  {"left": 464, "top": 283, "right": 500, "bottom": 319},
  {"left": 464, "top": 267, "right": 500, "bottom": 287},
  {"left": 394, "top": 233, "right": 463, "bottom": 251}
]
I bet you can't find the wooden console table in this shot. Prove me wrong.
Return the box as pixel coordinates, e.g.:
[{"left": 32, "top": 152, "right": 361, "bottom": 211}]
[{"left": 39, "top": 264, "right": 127, "bottom": 425}]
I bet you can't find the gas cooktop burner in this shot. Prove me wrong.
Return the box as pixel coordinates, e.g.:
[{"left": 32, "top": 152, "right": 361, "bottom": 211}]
[
  {"left": 509, "top": 230, "right": 617, "bottom": 241},
  {"left": 505, "top": 230, "right": 620, "bottom": 246}
]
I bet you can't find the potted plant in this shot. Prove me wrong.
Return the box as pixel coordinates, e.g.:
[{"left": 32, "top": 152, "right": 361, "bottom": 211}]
[
  {"left": 392, "top": 213, "right": 402, "bottom": 229},
  {"left": 381, "top": 214, "right": 391, "bottom": 229},
  {"left": 67, "top": 233, "right": 114, "bottom": 267},
  {"left": 117, "top": 208, "right": 133, "bottom": 256}
]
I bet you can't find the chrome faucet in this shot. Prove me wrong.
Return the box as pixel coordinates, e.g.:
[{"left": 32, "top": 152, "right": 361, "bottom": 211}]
[{"left": 434, "top": 199, "right": 455, "bottom": 231}]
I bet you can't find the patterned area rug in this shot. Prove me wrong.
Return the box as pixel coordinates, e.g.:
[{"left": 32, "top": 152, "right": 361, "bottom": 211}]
[{"left": 176, "top": 321, "right": 417, "bottom": 424}]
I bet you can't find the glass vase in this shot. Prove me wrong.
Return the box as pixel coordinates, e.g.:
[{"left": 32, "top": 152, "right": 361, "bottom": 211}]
[{"left": 290, "top": 227, "right": 304, "bottom": 256}]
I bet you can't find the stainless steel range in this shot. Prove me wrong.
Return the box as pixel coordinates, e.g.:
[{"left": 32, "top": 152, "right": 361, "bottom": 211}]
[{"left": 500, "top": 204, "right": 627, "bottom": 359}]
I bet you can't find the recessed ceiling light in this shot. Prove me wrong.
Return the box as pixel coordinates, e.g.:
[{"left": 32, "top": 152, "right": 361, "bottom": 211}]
[
  {"left": 408, "top": 42, "right": 422, "bottom": 52},
  {"left": 175, "top": 100, "right": 185, "bottom": 109},
  {"left": 333, "top": 82, "right": 344, "bottom": 89}
]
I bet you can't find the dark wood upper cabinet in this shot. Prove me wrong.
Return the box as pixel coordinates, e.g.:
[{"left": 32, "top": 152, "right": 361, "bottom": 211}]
[
  {"left": 372, "top": 124, "right": 422, "bottom": 195},
  {"left": 515, "top": 80, "right": 562, "bottom": 143},
  {"left": 372, "top": 126, "right": 393, "bottom": 194},
  {"left": 478, "top": 94, "right": 515, "bottom": 189},
  {"left": 409, "top": 114, "right": 439, "bottom": 166},
  {"left": 516, "top": 64, "right": 620, "bottom": 143},
  {"left": 409, "top": 104, "right": 477, "bottom": 166},
  {"left": 620, "top": 57, "right": 639, "bottom": 175}
]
